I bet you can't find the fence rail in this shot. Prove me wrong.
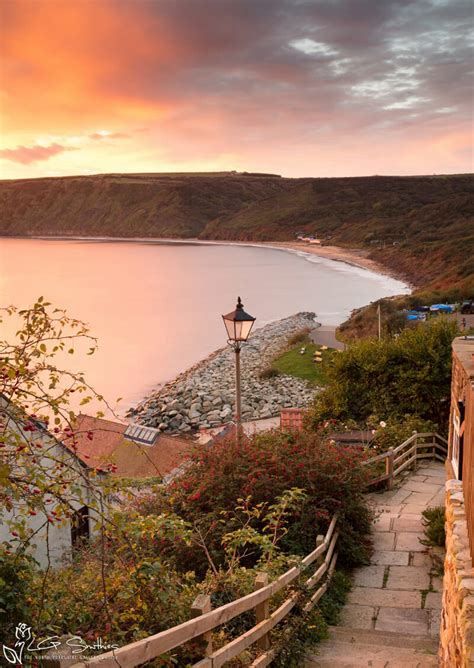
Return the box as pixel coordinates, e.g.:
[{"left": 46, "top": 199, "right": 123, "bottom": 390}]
[
  {"left": 363, "top": 432, "right": 447, "bottom": 489},
  {"left": 64, "top": 432, "right": 446, "bottom": 668},
  {"left": 68, "top": 516, "right": 339, "bottom": 668}
]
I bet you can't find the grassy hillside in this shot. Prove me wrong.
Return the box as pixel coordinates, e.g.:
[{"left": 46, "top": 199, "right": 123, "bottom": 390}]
[
  {"left": 0, "top": 173, "right": 289, "bottom": 239},
  {"left": 1, "top": 172, "right": 472, "bottom": 294}
]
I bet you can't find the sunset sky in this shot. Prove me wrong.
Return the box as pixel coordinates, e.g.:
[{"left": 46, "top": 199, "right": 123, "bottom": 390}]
[{"left": 0, "top": 0, "right": 472, "bottom": 179}]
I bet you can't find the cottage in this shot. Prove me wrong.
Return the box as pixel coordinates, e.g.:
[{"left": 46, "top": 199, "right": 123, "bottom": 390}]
[{"left": 0, "top": 395, "right": 101, "bottom": 568}]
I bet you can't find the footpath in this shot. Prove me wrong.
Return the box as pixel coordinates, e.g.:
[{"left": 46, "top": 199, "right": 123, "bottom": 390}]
[{"left": 307, "top": 461, "right": 446, "bottom": 667}]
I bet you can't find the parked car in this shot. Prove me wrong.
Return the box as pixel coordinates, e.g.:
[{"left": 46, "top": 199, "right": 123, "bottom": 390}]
[{"left": 461, "top": 301, "right": 474, "bottom": 314}]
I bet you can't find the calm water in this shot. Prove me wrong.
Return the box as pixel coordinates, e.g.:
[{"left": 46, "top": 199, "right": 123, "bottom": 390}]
[{"left": 0, "top": 239, "right": 408, "bottom": 412}]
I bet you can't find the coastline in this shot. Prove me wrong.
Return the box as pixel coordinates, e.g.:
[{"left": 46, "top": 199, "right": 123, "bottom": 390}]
[
  {"left": 220, "top": 239, "right": 411, "bottom": 287},
  {"left": 18, "top": 233, "right": 413, "bottom": 288}
]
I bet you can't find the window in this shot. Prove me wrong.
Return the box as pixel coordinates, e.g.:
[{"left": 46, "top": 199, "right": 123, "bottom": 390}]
[
  {"left": 71, "top": 505, "right": 90, "bottom": 550},
  {"left": 124, "top": 423, "right": 159, "bottom": 445}
]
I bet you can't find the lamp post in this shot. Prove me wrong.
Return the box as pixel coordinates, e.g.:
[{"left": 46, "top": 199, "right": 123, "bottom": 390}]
[{"left": 222, "top": 297, "right": 256, "bottom": 441}]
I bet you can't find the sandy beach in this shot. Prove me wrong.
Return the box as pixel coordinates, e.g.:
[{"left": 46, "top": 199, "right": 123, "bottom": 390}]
[{"left": 252, "top": 241, "right": 409, "bottom": 285}]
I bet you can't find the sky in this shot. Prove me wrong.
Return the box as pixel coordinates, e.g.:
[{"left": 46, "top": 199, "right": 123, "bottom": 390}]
[{"left": 0, "top": 0, "right": 473, "bottom": 179}]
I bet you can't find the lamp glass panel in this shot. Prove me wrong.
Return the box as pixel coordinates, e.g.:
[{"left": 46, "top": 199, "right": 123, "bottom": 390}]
[
  {"left": 223, "top": 317, "right": 236, "bottom": 341},
  {"left": 239, "top": 319, "right": 254, "bottom": 341}
]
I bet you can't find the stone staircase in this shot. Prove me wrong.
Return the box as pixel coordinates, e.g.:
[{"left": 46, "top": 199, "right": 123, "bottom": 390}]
[
  {"left": 306, "top": 461, "right": 445, "bottom": 667},
  {"left": 306, "top": 627, "right": 439, "bottom": 667}
]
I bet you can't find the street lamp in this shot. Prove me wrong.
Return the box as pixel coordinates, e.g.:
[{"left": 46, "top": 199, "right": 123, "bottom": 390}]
[{"left": 222, "top": 297, "right": 256, "bottom": 441}]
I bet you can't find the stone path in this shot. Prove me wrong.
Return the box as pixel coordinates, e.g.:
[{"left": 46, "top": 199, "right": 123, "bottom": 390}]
[
  {"left": 310, "top": 325, "right": 345, "bottom": 350},
  {"left": 307, "top": 461, "right": 446, "bottom": 667}
]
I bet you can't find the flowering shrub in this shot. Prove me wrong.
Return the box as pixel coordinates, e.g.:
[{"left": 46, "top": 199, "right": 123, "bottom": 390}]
[
  {"left": 161, "top": 429, "right": 373, "bottom": 569},
  {"left": 368, "top": 415, "right": 438, "bottom": 453}
]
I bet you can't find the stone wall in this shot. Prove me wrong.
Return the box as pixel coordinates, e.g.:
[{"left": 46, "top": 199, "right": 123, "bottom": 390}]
[{"left": 440, "top": 479, "right": 474, "bottom": 667}]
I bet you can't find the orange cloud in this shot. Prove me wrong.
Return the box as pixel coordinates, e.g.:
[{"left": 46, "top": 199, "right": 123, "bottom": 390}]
[
  {"left": 0, "top": 143, "right": 74, "bottom": 165},
  {"left": 0, "top": 0, "right": 472, "bottom": 178}
]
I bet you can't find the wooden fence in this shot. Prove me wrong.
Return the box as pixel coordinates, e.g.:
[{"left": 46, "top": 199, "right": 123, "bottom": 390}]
[
  {"left": 363, "top": 431, "right": 448, "bottom": 489},
  {"left": 68, "top": 515, "right": 338, "bottom": 668},
  {"left": 64, "top": 431, "right": 446, "bottom": 668}
]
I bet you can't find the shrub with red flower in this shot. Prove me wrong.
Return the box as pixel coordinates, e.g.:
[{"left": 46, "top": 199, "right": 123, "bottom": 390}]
[{"left": 160, "top": 428, "right": 373, "bottom": 571}]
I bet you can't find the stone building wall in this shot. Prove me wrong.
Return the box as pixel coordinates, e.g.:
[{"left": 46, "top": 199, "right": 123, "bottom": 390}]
[{"left": 440, "top": 479, "right": 474, "bottom": 667}]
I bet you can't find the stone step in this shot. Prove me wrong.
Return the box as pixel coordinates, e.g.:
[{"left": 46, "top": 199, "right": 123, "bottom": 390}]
[{"left": 306, "top": 627, "right": 439, "bottom": 667}]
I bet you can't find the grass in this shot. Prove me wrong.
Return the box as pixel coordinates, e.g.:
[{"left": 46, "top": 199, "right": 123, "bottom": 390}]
[{"left": 271, "top": 343, "right": 334, "bottom": 385}]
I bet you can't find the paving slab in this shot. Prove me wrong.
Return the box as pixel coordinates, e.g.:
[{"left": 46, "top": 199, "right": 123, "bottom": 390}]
[
  {"left": 384, "top": 489, "right": 413, "bottom": 504},
  {"left": 429, "top": 492, "right": 445, "bottom": 506},
  {"left": 403, "top": 491, "right": 438, "bottom": 506},
  {"left": 373, "top": 531, "right": 396, "bottom": 550},
  {"left": 352, "top": 565, "right": 386, "bottom": 588},
  {"left": 395, "top": 532, "right": 427, "bottom": 552},
  {"left": 372, "top": 514, "right": 393, "bottom": 531},
  {"left": 372, "top": 550, "right": 410, "bottom": 566},
  {"left": 375, "top": 607, "right": 429, "bottom": 635},
  {"left": 418, "top": 469, "right": 445, "bottom": 480},
  {"left": 403, "top": 480, "right": 443, "bottom": 494},
  {"left": 386, "top": 566, "right": 430, "bottom": 591},
  {"left": 392, "top": 517, "right": 425, "bottom": 532},
  {"left": 373, "top": 504, "right": 404, "bottom": 514},
  {"left": 348, "top": 587, "right": 421, "bottom": 609},
  {"left": 403, "top": 503, "right": 431, "bottom": 515},
  {"left": 339, "top": 603, "right": 376, "bottom": 630},
  {"left": 412, "top": 553, "right": 433, "bottom": 567},
  {"left": 406, "top": 475, "right": 431, "bottom": 483}
]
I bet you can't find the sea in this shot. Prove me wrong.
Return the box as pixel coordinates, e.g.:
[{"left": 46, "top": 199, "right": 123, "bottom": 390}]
[{"left": 0, "top": 238, "right": 409, "bottom": 413}]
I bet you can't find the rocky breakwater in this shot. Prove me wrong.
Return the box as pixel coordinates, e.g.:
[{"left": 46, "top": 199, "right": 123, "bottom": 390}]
[{"left": 128, "top": 312, "right": 318, "bottom": 434}]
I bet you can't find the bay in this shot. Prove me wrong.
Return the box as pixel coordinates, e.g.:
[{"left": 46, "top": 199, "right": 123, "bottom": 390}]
[{"left": 0, "top": 238, "right": 409, "bottom": 413}]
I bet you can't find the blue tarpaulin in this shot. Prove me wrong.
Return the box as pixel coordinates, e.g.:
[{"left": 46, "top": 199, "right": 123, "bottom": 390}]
[{"left": 430, "top": 304, "right": 455, "bottom": 313}]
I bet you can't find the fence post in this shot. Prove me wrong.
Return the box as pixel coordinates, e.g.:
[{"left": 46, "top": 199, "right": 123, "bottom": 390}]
[
  {"left": 386, "top": 449, "right": 394, "bottom": 489},
  {"left": 191, "top": 593, "right": 213, "bottom": 657},
  {"left": 254, "top": 572, "right": 271, "bottom": 650}
]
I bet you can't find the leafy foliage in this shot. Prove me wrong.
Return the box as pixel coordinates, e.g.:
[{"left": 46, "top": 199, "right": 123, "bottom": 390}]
[
  {"left": 307, "top": 319, "right": 458, "bottom": 432},
  {"left": 0, "top": 299, "right": 114, "bottom": 551},
  {"left": 160, "top": 429, "right": 373, "bottom": 570},
  {"left": 0, "top": 547, "right": 39, "bottom": 636},
  {"left": 421, "top": 507, "right": 446, "bottom": 548},
  {"left": 368, "top": 415, "right": 438, "bottom": 452}
]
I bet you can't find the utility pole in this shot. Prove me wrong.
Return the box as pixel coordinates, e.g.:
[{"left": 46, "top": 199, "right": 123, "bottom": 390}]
[{"left": 378, "top": 302, "right": 381, "bottom": 340}]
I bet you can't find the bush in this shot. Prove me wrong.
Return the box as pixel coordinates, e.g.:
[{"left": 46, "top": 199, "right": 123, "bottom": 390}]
[
  {"left": 369, "top": 415, "right": 438, "bottom": 452},
  {"left": 163, "top": 429, "right": 373, "bottom": 570},
  {"left": 308, "top": 319, "right": 458, "bottom": 432},
  {"left": 0, "top": 547, "right": 39, "bottom": 637},
  {"left": 421, "top": 507, "right": 446, "bottom": 548}
]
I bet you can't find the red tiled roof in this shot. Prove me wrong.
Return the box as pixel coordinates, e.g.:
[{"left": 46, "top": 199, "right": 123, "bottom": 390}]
[{"left": 68, "top": 414, "right": 193, "bottom": 479}]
